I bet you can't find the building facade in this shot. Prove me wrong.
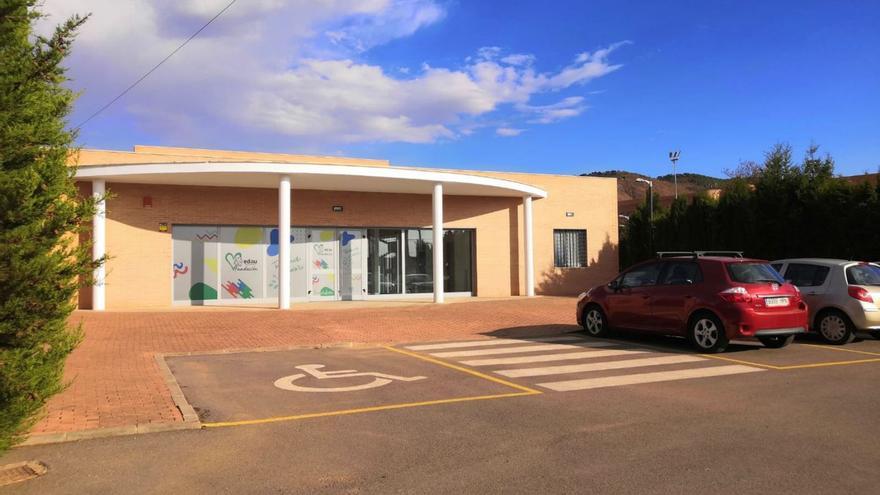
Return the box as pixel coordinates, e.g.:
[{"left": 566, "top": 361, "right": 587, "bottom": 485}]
[{"left": 73, "top": 146, "right": 619, "bottom": 310}]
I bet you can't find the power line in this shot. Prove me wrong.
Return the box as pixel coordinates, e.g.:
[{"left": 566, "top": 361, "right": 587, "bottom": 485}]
[{"left": 74, "top": 0, "right": 238, "bottom": 130}]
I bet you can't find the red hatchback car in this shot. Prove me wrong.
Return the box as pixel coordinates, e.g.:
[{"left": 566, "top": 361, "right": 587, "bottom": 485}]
[{"left": 576, "top": 252, "right": 809, "bottom": 353}]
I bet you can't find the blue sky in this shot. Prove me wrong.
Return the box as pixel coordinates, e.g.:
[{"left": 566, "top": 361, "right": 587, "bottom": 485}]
[{"left": 45, "top": 0, "right": 880, "bottom": 177}]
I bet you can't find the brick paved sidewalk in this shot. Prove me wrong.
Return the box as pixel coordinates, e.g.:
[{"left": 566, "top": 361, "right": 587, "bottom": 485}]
[{"left": 28, "top": 297, "right": 577, "bottom": 440}]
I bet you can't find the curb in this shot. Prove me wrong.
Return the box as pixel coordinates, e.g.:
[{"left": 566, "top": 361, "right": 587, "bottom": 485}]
[
  {"left": 20, "top": 421, "right": 201, "bottom": 447},
  {"left": 155, "top": 353, "right": 201, "bottom": 423}
]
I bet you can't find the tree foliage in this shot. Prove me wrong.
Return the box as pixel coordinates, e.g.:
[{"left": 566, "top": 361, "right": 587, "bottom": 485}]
[
  {"left": 619, "top": 143, "right": 880, "bottom": 268},
  {"left": 0, "top": 0, "right": 95, "bottom": 452}
]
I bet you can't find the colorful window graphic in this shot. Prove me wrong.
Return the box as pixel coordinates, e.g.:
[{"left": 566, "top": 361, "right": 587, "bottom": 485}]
[
  {"left": 172, "top": 226, "right": 220, "bottom": 302},
  {"left": 171, "top": 225, "right": 468, "bottom": 303},
  {"left": 220, "top": 226, "right": 265, "bottom": 300}
]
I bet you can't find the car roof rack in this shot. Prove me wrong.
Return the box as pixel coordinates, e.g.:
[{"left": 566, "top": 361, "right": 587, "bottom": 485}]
[{"left": 657, "top": 251, "right": 744, "bottom": 259}]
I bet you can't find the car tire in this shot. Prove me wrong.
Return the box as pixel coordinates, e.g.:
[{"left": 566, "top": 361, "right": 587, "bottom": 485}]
[
  {"left": 871, "top": 331, "right": 880, "bottom": 341},
  {"left": 758, "top": 334, "right": 796, "bottom": 349},
  {"left": 816, "top": 310, "right": 856, "bottom": 345},
  {"left": 581, "top": 305, "right": 610, "bottom": 338},
  {"left": 688, "top": 312, "right": 729, "bottom": 353}
]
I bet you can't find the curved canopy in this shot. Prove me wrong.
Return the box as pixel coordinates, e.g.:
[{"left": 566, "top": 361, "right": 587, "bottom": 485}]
[{"left": 75, "top": 162, "right": 548, "bottom": 198}]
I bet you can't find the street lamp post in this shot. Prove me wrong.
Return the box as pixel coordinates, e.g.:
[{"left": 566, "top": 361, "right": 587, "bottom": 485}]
[
  {"left": 669, "top": 150, "right": 681, "bottom": 199},
  {"left": 636, "top": 177, "right": 654, "bottom": 253}
]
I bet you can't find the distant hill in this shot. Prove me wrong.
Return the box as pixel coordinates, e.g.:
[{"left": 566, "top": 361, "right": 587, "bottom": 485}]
[
  {"left": 583, "top": 169, "right": 876, "bottom": 217},
  {"left": 655, "top": 172, "right": 727, "bottom": 189},
  {"left": 842, "top": 172, "right": 879, "bottom": 186},
  {"left": 582, "top": 170, "right": 726, "bottom": 216}
]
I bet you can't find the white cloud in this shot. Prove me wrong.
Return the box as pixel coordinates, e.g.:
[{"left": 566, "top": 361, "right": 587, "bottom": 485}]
[
  {"left": 518, "top": 96, "right": 588, "bottom": 124},
  {"left": 500, "top": 53, "right": 535, "bottom": 66},
  {"left": 38, "top": 1, "right": 628, "bottom": 145},
  {"left": 496, "top": 127, "right": 524, "bottom": 137}
]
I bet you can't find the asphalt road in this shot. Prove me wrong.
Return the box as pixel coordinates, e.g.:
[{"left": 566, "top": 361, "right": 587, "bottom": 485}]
[{"left": 3, "top": 331, "right": 880, "bottom": 494}]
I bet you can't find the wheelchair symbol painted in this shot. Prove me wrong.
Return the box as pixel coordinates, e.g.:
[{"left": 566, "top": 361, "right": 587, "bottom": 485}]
[{"left": 273, "top": 364, "right": 426, "bottom": 392}]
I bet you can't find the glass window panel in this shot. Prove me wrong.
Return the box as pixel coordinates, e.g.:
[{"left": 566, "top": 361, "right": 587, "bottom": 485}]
[
  {"left": 444, "top": 230, "right": 474, "bottom": 293},
  {"left": 404, "top": 229, "right": 434, "bottom": 294},
  {"left": 309, "top": 229, "right": 338, "bottom": 298},
  {"left": 367, "top": 229, "right": 401, "bottom": 294},
  {"left": 784, "top": 263, "right": 830, "bottom": 287},
  {"left": 621, "top": 262, "right": 663, "bottom": 288},
  {"left": 172, "top": 225, "right": 219, "bottom": 302},
  {"left": 219, "top": 226, "right": 265, "bottom": 300},
  {"left": 659, "top": 261, "right": 703, "bottom": 285},
  {"left": 339, "top": 229, "right": 365, "bottom": 300},
  {"left": 291, "top": 227, "right": 308, "bottom": 298}
]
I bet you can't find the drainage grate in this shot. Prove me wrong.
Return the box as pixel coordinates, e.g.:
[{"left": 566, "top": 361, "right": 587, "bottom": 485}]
[{"left": 0, "top": 461, "right": 48, "bottom": 486}]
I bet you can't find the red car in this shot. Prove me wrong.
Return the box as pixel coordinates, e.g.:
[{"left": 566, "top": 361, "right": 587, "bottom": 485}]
[{"left": 576, "top": 252, "right": 809, "bottom": 353}]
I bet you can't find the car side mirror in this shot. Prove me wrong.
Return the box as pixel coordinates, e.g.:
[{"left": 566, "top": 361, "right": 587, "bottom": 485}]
[{"left": 608, "top": 280, "right": 620, "bottom": 291}]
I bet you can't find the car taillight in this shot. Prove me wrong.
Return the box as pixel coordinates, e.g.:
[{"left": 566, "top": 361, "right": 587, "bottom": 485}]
[
  {"left": 848, "top": 286, "right": 873, "bottom": 303},
  {"left": 719, "top": 286, "right": 752, "bottom": 303}
]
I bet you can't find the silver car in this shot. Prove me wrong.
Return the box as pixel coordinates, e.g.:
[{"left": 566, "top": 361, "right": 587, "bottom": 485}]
[{"left": 771, "top": 259, "right": 880, "bottom": 344}]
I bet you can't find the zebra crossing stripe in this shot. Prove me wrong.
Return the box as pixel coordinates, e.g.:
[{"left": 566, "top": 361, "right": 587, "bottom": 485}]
[
  {"left": 537, "top": 365, "right": 763, "bottom": 391},
  {"left": 404, "top": 335, "right": 587, "bottom": 351},
  {"left": 496, "top": 355, "right": 706, "bottom": 378},
  {"left": 430, "top": 342, "right": 606, "bottom": 358},
  {"left": 459, "top": 349, "right": 645, "bottom": 367}
]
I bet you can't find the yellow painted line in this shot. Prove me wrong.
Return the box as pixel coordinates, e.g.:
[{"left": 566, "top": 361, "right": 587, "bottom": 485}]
[
  {"left": 701, "top": 351, "right": 880, "bottom": 371},
  {"left": 203, "top": 344, "right": 541, "bottom": 429},
  {"left": 382, "top": 345, "right": 543, "bottom": 395},
  {"left": 774, "top": 358, "right": 880, "bottom": 370},
  {"left": 801, "top": 344, "right": 880, "bottom": 357},
  {"left": 698, "top": 353, "right": 783, "bottom": 370},
  {"left": 203, "top": 391, "right": 534, "bottom": 428}
]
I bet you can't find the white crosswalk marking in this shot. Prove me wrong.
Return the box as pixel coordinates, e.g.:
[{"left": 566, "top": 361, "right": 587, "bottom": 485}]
[
  {"left": 404, "top": 335, "right": 585, "bottom": 351},
  {"left": 400, "top": 335, "right": 766, "bottom": 393},
  {"left": 430, "top": 342, "right": 609, "bottom": 358},
  {"left": 537, "top": 365, "right": 763, "bottom": 391},
  {"left": 496, "top": 355, "right": 706, "bottom": 378},
  {"left": 460, "top": 348, "right": 643, "bottom": 367}
]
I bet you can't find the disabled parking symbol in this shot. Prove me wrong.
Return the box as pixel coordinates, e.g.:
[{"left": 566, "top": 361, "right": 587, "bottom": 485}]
[{"left": 274, "top": 364, "right": 427, "bottom": 392}]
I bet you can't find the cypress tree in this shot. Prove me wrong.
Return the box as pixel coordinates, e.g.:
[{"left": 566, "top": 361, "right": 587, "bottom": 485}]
[{"left": 0, "top": 0, "right": 95, "bottom": 451}]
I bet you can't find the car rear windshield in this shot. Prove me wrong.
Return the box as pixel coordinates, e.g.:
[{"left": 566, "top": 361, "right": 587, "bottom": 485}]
[
  {"left": 726, "top": 263, "right": 784, "bottom": 284},
  {"left": 846, "top": 264, "right": 880, "bottom": 286}
]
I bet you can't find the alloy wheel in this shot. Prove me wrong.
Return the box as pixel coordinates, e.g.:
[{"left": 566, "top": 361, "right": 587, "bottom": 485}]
[
  {"left": 585, "top": 309, "right": 603, "bottom": 335},
  {"left": 693, "top": 318, "right": 719, "bottom": 349}
]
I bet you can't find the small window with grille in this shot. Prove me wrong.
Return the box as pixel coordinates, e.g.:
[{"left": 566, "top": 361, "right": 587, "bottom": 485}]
[{"left": 553, "top": 229, "right": 587, "bottom": 268}]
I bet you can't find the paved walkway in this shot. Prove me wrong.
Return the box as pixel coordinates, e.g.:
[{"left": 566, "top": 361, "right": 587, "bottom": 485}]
[{"left": 29, "top": 297, "right": 576, "bottom": 439}]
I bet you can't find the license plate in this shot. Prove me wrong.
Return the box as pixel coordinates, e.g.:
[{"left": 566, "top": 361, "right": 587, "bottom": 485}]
[{"left": 765, "top": 297, "right": 789, "bottom": 307}]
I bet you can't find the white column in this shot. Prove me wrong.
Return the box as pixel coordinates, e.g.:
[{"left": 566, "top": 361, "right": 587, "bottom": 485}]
[
  {"left": 92, "top": 179, "right": 106, "bottom": 310},
  {"left": 523, "top": 195, "right": 535, "bottom": 297},
  {"left": 432, "top": 183, "right": 444, "bottom": 303},
  {"left": 278, "top": 175, "right": 291, "bottom": 309}
]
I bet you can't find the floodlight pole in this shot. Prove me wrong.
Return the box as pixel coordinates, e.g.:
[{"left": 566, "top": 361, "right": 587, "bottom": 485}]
[
  {"left": 636, "top": 177, "right": 654, "bottom": 253},
  {"left": 669, "top": 150, "right": 681, "bottom": 199}
]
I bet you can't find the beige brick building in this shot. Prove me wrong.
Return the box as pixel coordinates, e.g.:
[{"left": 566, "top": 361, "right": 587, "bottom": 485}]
[{"left": 72, "top": 146, "right": 619, "bottom": 309}]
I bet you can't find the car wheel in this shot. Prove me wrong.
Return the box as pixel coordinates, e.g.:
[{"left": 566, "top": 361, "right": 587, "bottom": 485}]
[
  {"left": 581, "top": 306, "right": 610, "bottom": 337},
  {"left": 758, "top": 334, "right": 795, "bottom": 349},
  {"left": 689, "top": 313, "right": 729, "bottom": 353},
  {"left": 871, "top": 331, "right": 880, "bottom": 341},
  {"left": 816, "top": 310, "right": 855, "bottom": 345}
]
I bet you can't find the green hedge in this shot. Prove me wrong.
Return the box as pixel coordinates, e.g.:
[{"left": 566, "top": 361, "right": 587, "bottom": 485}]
[{"left": 620, "top": 144, "right": 880, "bottom": 269}]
